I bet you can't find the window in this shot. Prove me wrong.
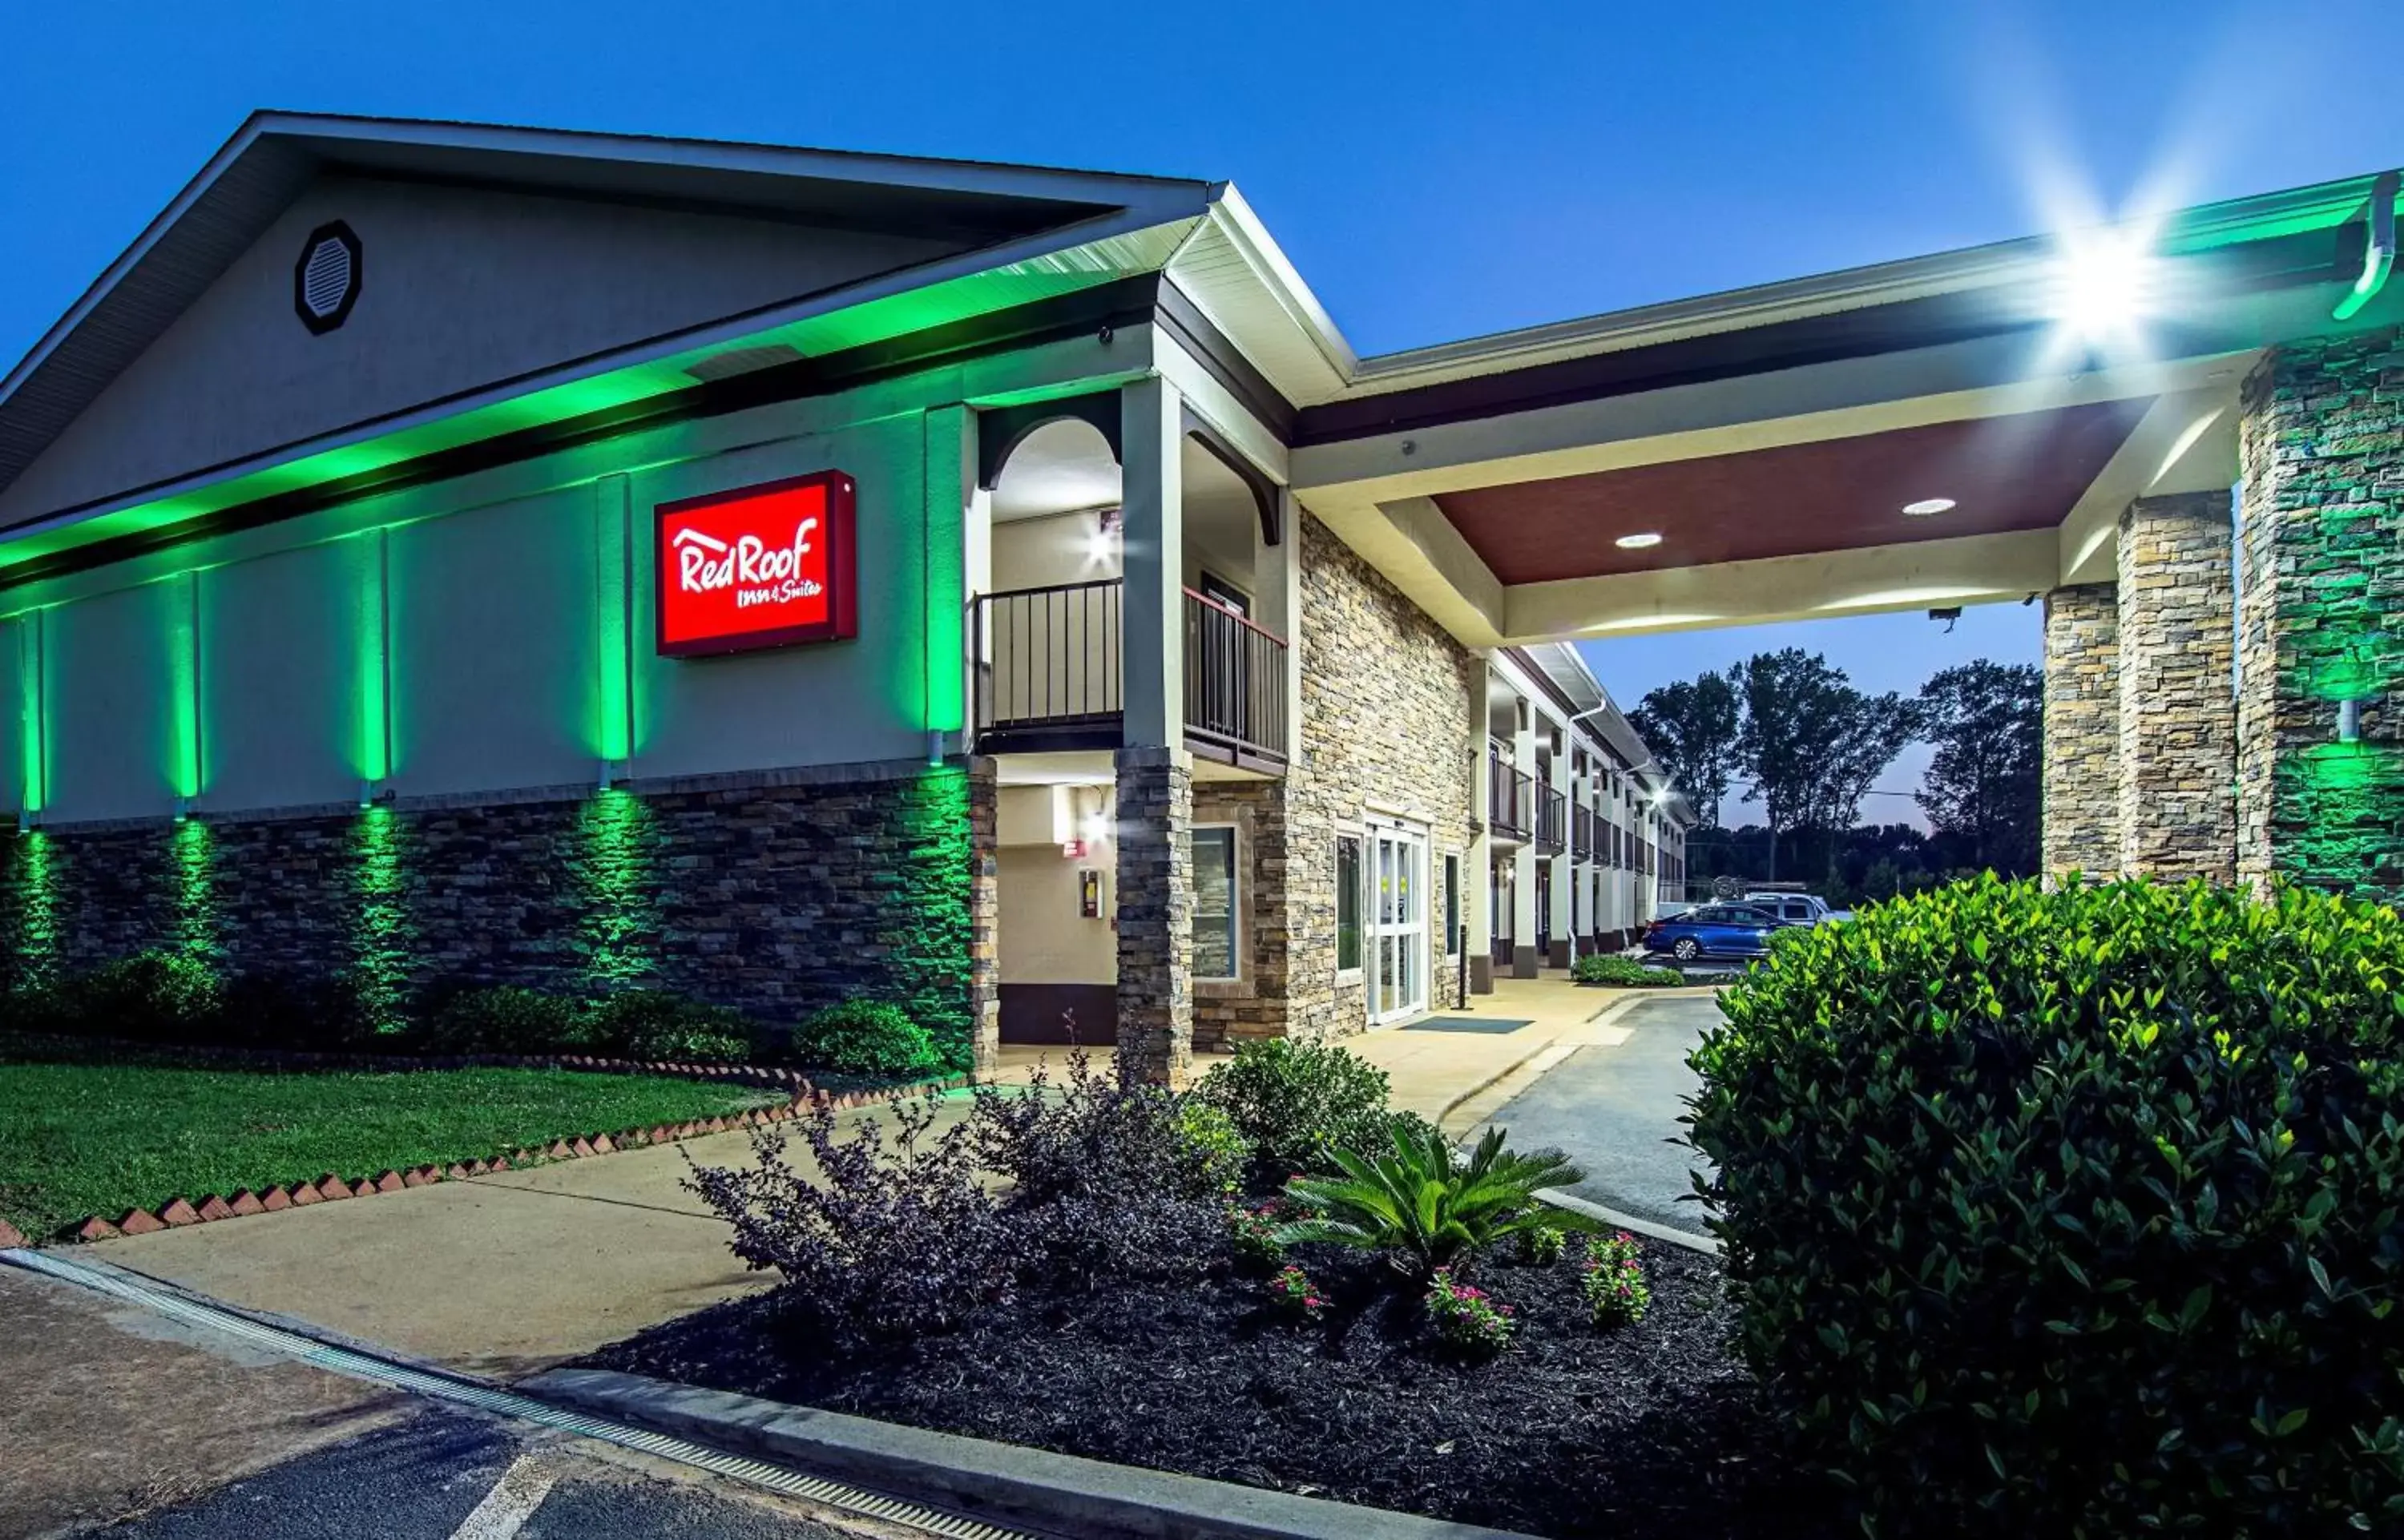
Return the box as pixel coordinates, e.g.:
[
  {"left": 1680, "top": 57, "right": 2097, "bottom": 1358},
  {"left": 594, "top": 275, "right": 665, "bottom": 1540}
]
[
  {"left": 1443, "top": 853, "right": 1460, "bottom": 955},
  {"left": 1193, "top": 826, "right": 1239, "bottom": 979},
  {"left": 1335, "top": 833, "right": 1362, "bottom": 973}
]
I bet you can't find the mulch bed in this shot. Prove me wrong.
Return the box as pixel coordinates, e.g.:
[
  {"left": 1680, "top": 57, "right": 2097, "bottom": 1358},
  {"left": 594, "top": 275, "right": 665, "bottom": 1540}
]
[{"left": 585, "top": 1241, "right": 1845, "bottom": 1538}]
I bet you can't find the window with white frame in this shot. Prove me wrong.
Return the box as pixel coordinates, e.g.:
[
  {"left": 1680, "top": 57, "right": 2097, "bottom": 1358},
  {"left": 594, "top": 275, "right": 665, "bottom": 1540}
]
[
  {"left": 1192, "top": 824, "right": 1239, "bottom": 980},
  {"left": 1335, "top": 832, "right": 1364, "bottom": 974}
]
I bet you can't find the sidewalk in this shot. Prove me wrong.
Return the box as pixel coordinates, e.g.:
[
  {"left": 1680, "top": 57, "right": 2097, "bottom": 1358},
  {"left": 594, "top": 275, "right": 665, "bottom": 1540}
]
[{"left": 70, "top": 978, "right": 1698, "bottom": 1383}]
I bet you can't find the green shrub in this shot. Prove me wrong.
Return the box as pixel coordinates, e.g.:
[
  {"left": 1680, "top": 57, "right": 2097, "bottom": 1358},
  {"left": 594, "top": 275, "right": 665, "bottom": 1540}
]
[
  {"left": 1275, "top": 1122, "right": 1599, "bottom": 1276},
  {"left": 585, "top": 990, "right": 756, "bottom": 1064},
  {"left": 1196, "top": 1038, "right": 1393, "bottom": 1178},
  {"left": 217, "top": 970, "right": 390, "bottom": 1050},
  {"left": 1174, "top": 1101, "right": 1250, "bottom": 1197},
  {"left": 1688, "top": 875, "right": 2404, "bottom": 1538},
  {"left": 1571, "top": 953, "right": 1684, "bottom": 987},
  {"left": 1518, "top": 1224, "right": 1567, "bottom": 1265},
  {"left": 413, "top": 986, "right": 586, "bottom": 1054},
  {"left": 787, "top": 998, "right": 945, "bottom": 1078},
  {"left": 15, "top": 952, "right": 224, "bottom": 1042}
]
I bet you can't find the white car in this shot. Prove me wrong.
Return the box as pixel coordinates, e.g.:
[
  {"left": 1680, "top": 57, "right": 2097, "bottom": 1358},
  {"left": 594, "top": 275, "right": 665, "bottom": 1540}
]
[{"left": 1742, "top": 892, "right": 1840, "bottom": 926}]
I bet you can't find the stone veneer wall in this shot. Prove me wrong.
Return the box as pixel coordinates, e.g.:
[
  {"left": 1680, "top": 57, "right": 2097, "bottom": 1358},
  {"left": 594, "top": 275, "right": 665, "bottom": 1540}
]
[
  {"left": 2042, "top": 583, "right": 2121, "bottom": 878},
  {"left": 2238, "top": 328, "right": 2404, "bottom": 902},
  {"left": 1113, "top": 745, "right": 1193, "bottom": 1086},
  {"left": 2116, "top": 493, "right": 2237, "bottom": 882},
  {"left": 0, "top": 757, "right": 999, "bottom": 1071},
  {"left": 1189, "top": 779, "right": 1290, "bottom": 1050},
  {"left": 1281, "top": 512, "right": 1479, "bottom": 1040}
]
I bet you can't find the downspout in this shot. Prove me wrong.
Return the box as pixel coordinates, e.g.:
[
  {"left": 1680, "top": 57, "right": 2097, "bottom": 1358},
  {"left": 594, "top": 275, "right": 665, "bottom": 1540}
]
[{"left": 2331, "top": 170, "right": 2398, "bottom": 322}]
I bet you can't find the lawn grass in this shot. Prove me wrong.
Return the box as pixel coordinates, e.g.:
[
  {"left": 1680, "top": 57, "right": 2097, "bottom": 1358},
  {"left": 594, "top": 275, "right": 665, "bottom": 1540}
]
[{"left": 0, "top": 1054, "right": 779, "bottom": 1240}]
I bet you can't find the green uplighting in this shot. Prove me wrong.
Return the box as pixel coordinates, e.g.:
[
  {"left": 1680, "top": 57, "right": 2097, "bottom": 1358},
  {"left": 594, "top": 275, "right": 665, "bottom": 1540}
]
[
  {"left": 579, "top": 788, "right": 655, "bottom": 988},
  {"left": 15, "top": 612, "right": 44, "bottom": 816},
  {"left": 591, "top": 483, "right": 634, "bottom": 765},
  {"left": 353, "top": 531, "right": 393, "bottom": 783},
  {"left": 12, "top": 831, "right": 58, "bottom": 981},
  {"left": 0, "top": 248, "right": 1160, "bottom": 585},
  {"left": 352, "top": 807, "right": 411, "bottom": 1028},
  {"left": 172, "top": 818, "right": 217, "bottom": 961},
  {"left": 167, "top": 575, "right": 203, "bottom": 801}
]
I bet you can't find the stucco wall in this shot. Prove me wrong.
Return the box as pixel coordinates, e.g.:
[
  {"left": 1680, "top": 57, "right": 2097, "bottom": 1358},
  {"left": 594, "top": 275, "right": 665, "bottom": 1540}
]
[
  {"left": 1, "top": 174, "right": 961, "bottom": 525},
  {"left": 1, "top": 392, "right": 944, "bottom": 824}
]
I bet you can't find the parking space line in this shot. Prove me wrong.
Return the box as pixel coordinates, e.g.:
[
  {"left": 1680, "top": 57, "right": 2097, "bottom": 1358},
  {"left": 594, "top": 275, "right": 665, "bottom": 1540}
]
[{"left": 448, "top": 1455, "right": 556, "bottom": 1540}]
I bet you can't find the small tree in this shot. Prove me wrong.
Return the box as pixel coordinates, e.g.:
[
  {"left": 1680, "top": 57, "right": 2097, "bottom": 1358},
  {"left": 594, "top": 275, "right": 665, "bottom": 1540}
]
[
  {"left": 1629, "top": 672, "right": 1741, "bottom": 829},
  {"left": 1917, "top": 661, "right": 2042, "bottom": 874}
]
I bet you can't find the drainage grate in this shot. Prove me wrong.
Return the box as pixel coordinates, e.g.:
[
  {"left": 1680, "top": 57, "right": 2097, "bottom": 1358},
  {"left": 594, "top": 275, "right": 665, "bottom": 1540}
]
[{"left": 2, "top": 1248, "right": 1034, "bottom": 1540}]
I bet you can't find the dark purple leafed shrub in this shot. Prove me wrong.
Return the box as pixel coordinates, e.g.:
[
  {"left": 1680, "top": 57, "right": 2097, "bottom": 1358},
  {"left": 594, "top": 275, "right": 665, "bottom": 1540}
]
[
  {"left": 688, "top": 1045, "right": 1252, "bottom": 1340},
  {"left": 686, "top": 1085, "right": 1027, "bottom": 1341},
  {"left": 968, "top": 1046, "right": 1242, "bottom": 1288}
]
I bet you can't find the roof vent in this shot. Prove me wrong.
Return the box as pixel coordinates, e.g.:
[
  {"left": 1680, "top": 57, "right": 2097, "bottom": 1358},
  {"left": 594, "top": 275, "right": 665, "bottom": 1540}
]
[
  {"left": 294, "top": 222, "right": 362, "bottom": 335},
  {"left": 684, "top": 344, "right": 805, "bottom": 383}
]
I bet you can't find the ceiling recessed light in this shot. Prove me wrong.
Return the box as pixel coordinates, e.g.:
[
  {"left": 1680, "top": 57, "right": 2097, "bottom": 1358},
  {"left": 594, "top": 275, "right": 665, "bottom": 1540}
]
[
  {"left": 1902, "top": 498, "right": 1957, "bottom": 517},
  {"left": 1615, "top": 531, "right": 1664, "bottom": 549}
]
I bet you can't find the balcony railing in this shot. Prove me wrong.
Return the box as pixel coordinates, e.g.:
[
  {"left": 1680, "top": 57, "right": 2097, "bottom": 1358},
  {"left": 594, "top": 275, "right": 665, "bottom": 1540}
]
[
  {"left": 973, "top": 579, "right": 1123, "bottom": 751},
  {"left": 1183, "top": 588, "right": 1289, "bottom": 768},
  {"left": 1536, "top": 788, "right": 1567, "bottom": 853},
  {"left": 970, "top": 579, "right": 1288, "bottom": 765},
  {"left": 1490, "top": 755, "right": 1532, "bottom": 840},
  {"left": 1571, "top": 804, "right": 1594, "bottom": 862}
]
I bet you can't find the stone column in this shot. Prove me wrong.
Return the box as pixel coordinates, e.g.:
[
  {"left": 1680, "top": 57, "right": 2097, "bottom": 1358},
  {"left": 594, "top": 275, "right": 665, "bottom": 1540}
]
[
  {"left": 1113, "top": 745, "right": 1192, "bottom": 1087},
  {"left": 966, "top": 758, "right": 1001, "bottom": 1074},
  {"left": 2237, "top": 329, "right": 2404, "bottom": 901},
  {"left": 2116, "top": 493, "right": 2237, "bottom": 882},
  {"left": 2041, "top": 583, "right": 2120, "bottom": 879}
]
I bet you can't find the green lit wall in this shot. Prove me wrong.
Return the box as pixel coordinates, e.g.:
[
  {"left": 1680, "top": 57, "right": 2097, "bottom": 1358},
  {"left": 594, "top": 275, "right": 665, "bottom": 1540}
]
[{"left": 2237, "top": 326, "right": 2404, "bottom": 901}]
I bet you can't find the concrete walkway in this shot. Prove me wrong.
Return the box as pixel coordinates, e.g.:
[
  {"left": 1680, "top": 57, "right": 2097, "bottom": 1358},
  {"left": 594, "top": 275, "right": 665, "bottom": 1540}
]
[{"left": 80, "top": 976, "right": 1698, "bottom": 1381}]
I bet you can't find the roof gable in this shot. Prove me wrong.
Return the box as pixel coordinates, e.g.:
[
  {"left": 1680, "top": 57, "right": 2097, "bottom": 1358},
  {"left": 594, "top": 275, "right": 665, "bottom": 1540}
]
[{"left": 0, "top": 112, "right": 1213, "bottom": 530}]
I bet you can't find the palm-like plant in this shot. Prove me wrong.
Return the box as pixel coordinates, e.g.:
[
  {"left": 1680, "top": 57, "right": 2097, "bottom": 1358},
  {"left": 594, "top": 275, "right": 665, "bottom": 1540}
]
[{"left": 1271, "top": 1122, "right": 1601, "bottom": 1275}]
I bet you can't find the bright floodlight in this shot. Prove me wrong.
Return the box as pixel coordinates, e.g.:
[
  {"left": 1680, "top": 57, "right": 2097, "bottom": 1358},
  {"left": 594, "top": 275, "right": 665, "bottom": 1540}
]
[{"left": 2048, "top": 229, "right": 2161, "bottom": 348}]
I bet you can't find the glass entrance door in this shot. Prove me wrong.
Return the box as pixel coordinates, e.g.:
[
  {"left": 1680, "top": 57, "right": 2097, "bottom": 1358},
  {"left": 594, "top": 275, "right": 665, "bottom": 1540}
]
[{"left": 1368, "top": 826, "right": 1429, "bottom": 1024}]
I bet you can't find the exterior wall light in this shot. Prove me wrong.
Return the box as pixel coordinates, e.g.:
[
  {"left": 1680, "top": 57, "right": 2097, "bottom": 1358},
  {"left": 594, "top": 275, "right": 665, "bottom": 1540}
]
[
  {"left": 2337, "top": 699, "right": 2367, "bottom": 744},
  {"left": 16, "top": 809, "right": 31, "bottom": 835},
  {"left": 174, "top": 796, "right": 192, "bottom": 823}
]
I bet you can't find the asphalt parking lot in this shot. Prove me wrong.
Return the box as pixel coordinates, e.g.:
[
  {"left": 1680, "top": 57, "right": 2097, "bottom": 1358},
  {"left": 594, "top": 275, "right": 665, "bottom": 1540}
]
[{"left": 1478, "top": 994, "right": 1721, "bottom": 1240}]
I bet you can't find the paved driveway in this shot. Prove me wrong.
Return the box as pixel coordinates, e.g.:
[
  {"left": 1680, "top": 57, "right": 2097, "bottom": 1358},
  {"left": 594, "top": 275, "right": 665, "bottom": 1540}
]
[{"left": 1477, "top": 995, "right": 1722, "bottom": 1240}]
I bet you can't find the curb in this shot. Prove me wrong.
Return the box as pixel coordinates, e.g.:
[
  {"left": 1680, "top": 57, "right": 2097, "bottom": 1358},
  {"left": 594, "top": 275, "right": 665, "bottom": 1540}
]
[
  {"left": 26, "top": 1062, "right": 974, "bottom": 1248},
  {"left": 524, "top": 1367, "right": 1541, "bottom": 1540},
  {"left": 1533, "top": 1187, "right": 1719, "bottom": 1256}
]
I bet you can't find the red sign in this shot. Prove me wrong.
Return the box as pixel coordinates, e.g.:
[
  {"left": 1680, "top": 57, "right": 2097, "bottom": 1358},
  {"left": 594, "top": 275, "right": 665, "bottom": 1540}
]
[{"left": 656, "top": 470, "right": 857, "bottom": 657}]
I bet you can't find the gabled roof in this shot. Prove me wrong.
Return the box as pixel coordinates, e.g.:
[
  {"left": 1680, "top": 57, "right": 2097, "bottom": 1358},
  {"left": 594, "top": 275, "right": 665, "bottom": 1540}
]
[{"left": 0, "top": 111, "right": 1216, "bottom": 505}]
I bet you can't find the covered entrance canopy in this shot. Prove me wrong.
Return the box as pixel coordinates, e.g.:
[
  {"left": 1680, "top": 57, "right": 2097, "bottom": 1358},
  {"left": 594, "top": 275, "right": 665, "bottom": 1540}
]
[{"left": 1270, "top": 175, "right": 2395, "bottom": 644}]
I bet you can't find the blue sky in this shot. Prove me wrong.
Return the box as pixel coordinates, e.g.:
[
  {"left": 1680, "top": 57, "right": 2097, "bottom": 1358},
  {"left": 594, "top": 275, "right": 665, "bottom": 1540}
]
[{"left": 3, "top": 1, "right": 2398, "bottom": 816}]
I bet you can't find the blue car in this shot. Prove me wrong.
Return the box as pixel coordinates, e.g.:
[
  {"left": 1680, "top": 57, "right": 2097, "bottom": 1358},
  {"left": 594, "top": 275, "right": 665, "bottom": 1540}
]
[{"left": 1642, "top": 904, "right": 1782, "bottom": 963}]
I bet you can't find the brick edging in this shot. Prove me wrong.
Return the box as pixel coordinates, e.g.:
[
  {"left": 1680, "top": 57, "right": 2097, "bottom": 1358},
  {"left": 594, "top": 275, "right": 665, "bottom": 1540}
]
[{"left": 0, "top": 1042, "right": 972, "bottom": 1247}]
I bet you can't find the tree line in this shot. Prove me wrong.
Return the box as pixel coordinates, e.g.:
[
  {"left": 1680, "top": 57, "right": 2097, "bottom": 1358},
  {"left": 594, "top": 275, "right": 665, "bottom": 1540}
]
[{"left": 1628, "top": 651, "right": 2041, "bottom": 898}]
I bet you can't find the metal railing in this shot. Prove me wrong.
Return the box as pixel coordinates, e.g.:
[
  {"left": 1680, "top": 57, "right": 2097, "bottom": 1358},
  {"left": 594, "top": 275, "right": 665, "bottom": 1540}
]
[
  {"left": 1490, "top": 755, "right": 1532, "bottom": 840},
  {"left": 971, "top": 580, "right": 1289, "bottom": 764},
  {"left": 1571, "top": 804, "right": 1594, "bottom": 861},
  {"left": 1182, "top": 588, "right": 1289, "bottom": 764},
  {"left": 1536, "top": 788, "right": 1567, "bottom": 853},
  {"left": 973, "top": 579, "right": 1123, "bottom": 744}
]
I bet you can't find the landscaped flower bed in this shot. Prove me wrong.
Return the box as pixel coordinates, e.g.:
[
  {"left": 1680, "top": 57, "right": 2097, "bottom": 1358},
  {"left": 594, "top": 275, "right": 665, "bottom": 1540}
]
[
  {"left": 575, "top": 1042, "right": 1841, "bottom": 1538},
  {"left": 587, "top": 1232, "right": 1825, "bottom": 1538}
]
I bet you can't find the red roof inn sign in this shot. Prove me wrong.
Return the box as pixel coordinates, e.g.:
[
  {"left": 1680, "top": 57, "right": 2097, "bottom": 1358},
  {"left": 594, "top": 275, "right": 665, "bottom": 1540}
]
[{"left": 656, "top": 471, "right": 857, "bottom": 657}]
